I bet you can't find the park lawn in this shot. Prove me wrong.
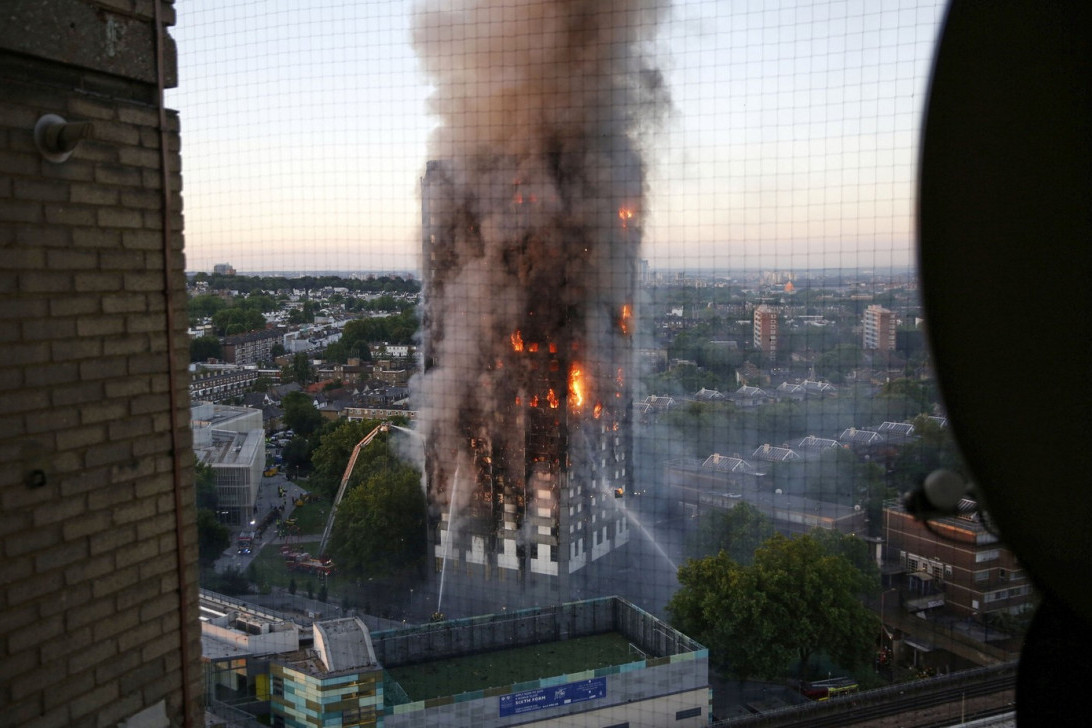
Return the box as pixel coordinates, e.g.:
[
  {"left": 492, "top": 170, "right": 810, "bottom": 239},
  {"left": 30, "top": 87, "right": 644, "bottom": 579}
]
[
  {"left": 289, "top": 500, "right": 330, "bottom": 535},
  {"left": 386, "top": 632, "right": 636, "bottom": 701},
  {"left": 250, "top": 540, "right": 322, "bottom": 591}
]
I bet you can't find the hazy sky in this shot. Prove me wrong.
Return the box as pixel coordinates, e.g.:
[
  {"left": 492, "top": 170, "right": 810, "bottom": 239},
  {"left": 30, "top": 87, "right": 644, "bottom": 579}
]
[{"left": 169, "top": 0, "right": 945, "bottom": 274}]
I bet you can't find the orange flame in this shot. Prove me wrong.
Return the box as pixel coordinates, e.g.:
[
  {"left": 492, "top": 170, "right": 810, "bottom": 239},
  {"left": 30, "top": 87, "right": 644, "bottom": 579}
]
[
  {"left": 593, "top": 401, "right": 603, "bottom": 419},
  {"left": 618, "top": 207, "right": 634, "bottom": 229},
  {"left": 568, "top": 364, "right": 586, "bottom": 411},
  {"left": 547, "top": 388, "right": 559, "bottom": 409},
  {"left": 528, "top": 342, "right": 539, "bottom": 353},
  {"left": 620, "top": 304, "right": 632, "bottom": 335},
  {"left": 548, "top": 342, "right": 557, "bottom": 354},
  {"left": 511, "top": 330, "right": 524, "bottom": 352},
  {"left": 530, "top": 395, "right": 539, "bottom": 408},
  {"left": 616, "top": 368, "right": 625, "bottom": 386}
]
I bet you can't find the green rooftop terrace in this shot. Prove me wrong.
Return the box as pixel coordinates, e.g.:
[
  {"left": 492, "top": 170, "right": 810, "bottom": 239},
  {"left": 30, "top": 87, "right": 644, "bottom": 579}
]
[{"left": 385, "top": 631, "right": 636, "bottom": 701}]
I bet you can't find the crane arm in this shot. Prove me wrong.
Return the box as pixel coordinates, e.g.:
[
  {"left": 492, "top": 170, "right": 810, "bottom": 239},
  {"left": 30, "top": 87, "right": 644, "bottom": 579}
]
[{"left": 317, "top": 422, "right": 389, "bottom": 556}]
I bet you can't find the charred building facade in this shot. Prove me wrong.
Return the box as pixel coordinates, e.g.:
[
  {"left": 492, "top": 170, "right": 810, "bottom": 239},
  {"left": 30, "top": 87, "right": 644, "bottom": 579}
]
[
  {"left": 419, "top": 160, "right": 637, "bottom": 615},
  {"left": 412, "top": 0, "right": 669, "bottom": 616}
]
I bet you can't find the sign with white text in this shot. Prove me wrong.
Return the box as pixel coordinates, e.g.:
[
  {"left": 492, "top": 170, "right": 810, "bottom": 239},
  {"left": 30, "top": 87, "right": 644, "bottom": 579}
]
[{"left": 498, "top": 677, "right": 607, "bottom": 717}]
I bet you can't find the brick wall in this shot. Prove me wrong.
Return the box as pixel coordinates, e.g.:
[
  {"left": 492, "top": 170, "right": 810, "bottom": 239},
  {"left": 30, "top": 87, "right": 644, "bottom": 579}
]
[{"left": 0, "top": 2, "right": 201, "bottom": 726}]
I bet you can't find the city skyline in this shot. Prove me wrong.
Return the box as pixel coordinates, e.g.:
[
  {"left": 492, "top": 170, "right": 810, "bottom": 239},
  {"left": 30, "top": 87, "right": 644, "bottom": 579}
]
[{"left": 169, "top": 0, "right": 944, "bottom": 274}]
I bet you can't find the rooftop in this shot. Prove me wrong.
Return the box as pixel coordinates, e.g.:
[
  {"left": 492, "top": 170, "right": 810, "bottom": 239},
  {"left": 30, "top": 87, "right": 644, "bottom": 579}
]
[
  {"left": 386, "top": 631, "right": 634, "bottom": 701},
  {"left": 199, "top": 429, "right": 263, "bottom": 467},
  {"left": 313, "top": 617, "right": 379, "bottom": 673}
]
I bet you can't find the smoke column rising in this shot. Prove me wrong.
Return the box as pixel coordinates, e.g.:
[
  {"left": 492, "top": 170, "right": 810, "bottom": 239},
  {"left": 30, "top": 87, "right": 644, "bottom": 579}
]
[{"left": 412, "top": 0, "right": 670, "bottom": 608}]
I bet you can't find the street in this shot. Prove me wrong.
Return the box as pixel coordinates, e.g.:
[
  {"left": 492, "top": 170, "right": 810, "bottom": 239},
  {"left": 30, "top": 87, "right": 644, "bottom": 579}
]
[{"left": 213, "top": 471, "right": 310, "bottom": 574}]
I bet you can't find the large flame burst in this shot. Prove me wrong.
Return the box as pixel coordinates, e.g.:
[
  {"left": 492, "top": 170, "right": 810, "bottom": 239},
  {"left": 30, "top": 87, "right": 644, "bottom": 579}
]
[{"left": 569, "top": 364, "right": 586, "bottom": 411}]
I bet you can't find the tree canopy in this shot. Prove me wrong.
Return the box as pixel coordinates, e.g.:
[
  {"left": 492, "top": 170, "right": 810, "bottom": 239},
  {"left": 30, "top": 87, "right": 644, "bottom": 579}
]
[
  {"left": 328, "top": 462, "right": 427, "bottom": 578},
  {"left": 210, "top": 306, "right": 267, "bottom": 337},
  {"left": 307, "top": 419, "right": 386, "bottom": 499},
  {"left": 686, "top": 502, "right": 776, "bottom": 564},
  {"left": 340, "top": 311, "right": 418, "bottom": 348},
  {"left": 195, "top": 458, "right": 218, "bottom": 510},
  {"left": 281, "top": 390, "right": 323, "bottom": 435},
  {"left": 280, "top": 353, "right": 315, "bottom": 386},
  {"left": 668, "top": 531, "right": 879, "bottom": 682},
  {"left": 196, "top": 508, "right": 230, "bottom": 566},
  {"left": 189, "top": 335, "right": 223, "bottom": 363},
  {"left": 196, "top": 272, "right": 420, "bottom": 295}
]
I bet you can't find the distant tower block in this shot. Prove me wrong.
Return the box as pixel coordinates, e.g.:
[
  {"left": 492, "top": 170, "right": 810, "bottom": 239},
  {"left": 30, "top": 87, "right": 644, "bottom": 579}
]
[
  {"left": 753, "top": 304, "right": 779, "bottom": 355},
  {"left": 863, "top": 304, "right": 897, "bottom": 351}
]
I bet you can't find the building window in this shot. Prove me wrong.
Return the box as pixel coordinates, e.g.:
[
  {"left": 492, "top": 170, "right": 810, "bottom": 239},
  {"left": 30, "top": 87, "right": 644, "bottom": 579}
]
[
  {"left": 974, "top": 570, "right": 990, "bottom": 584},
  {"left": 976, "top": 549, "right": 1000, "bottom": 563},
  {"left": 676, "top": 707, "right": 702, "bottom": 720}
]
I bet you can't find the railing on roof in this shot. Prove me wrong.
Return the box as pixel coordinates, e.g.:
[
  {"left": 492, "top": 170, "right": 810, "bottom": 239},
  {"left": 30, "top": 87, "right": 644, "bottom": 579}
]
[{"left": 206, "top": 700, "right": 269, "bottom": 728}]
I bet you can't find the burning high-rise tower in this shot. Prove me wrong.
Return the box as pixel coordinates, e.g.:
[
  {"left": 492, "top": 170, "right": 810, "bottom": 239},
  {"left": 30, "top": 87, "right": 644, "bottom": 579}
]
[{"left": 413, "top": 0, "right": 669, "bottom": 615}]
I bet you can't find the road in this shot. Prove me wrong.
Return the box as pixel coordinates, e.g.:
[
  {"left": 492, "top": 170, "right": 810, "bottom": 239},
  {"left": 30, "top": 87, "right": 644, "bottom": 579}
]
[{"left": 213, "top": 471, "right": 310, "bottom": 574}]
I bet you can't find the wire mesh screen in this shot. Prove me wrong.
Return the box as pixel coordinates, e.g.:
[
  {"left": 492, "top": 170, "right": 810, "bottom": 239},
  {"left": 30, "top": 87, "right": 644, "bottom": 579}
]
[{"left": 170, "top": 2, "right": 1017, "bottom": 724}]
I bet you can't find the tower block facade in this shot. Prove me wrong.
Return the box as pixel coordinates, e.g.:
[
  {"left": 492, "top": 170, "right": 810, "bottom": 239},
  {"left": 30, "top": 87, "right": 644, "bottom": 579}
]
[{"left": 419, "top": 160, "right": 635, "bottom": 615}]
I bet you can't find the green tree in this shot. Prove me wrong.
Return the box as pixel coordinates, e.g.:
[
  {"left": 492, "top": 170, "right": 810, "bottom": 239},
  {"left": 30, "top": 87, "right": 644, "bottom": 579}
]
[
  {"left": 212, "top": 307, "right": 266, "bottom": 336},
  {"left": 808, "top": 529, "right": 881, "bottom": 583},
  {"left": 340, "top": 310, "right": 417, "bottom": 348},
  {"left": 686, "top": 502, "right": 776, "bottom": 563},
  {"left": 201, "top": 567, "right": 250, "bottom": 596},
  {"left": 195, "top": 458, "right": 218, "bottom": 510},
  {"left": 320, "top": 340, "right": 352, "bottom": 364},
  {"left": 668, "top": 532, "right": 878, "bottom": 682},
  {"left": 754, "top": 401, "right": 807, "bottom": 446},
  {"left": 308, "top": 419, "right": 387, "bottom": 498},
  {"left": 330, "top": 465, "right": 426, "bottom": 578},
  {"left": 281, "top": 391, "right": 323, "bottom": 436},
  {"left": 242, "top": 293, "right": 278, "bottom": 313},
  {"left": 270, "top": 342, "right": 286, "bottom": 359},
  {"left": 288, "top": 300, "right": 318, "bottom": 325},
  {"left": 188, "top": 293, "right": 227, "bottom": 322},
  {"left": 281, "top": 352, "right": 314, "bottom": 385},
  {"left": 250, "top": 375, "right": 273, "bottom": 393},
  {"left": 196, "top": 509, "right": 231, "bottom": 566},
  {"left": 281, "top": 435, "right": 315, "bottom": 473},
  {"left": 815, "top": 343, "right": 863, "bottom": 383},
  {"left": 189, "top": 335, "right": 223, "bottom": 363}
]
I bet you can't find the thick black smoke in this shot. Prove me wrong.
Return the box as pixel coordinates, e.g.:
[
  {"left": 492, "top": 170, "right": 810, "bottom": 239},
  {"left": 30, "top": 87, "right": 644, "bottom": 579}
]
[{"left": 412, "top": 0, "right": 670, "bottom": 538}]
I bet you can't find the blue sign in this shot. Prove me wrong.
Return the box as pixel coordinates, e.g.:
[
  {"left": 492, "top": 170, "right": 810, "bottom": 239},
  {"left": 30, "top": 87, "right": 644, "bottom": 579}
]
[{"left": 498, "top": 677, "right": 607, "bottom": 717}]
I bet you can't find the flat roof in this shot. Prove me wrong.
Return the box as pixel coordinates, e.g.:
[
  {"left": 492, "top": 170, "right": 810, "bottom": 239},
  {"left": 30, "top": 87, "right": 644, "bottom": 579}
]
[
  {"left": 386, "top": 631, "right": 635, "bottom": 701},
  {"left": 198, "top": 429, "right": 263, "bottom": 467},
  {"left": 201, "top": 634, "right": 253, "bottom": 661}
]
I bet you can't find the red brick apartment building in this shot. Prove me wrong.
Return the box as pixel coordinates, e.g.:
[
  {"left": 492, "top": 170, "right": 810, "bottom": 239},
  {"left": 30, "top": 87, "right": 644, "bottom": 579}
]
[
  {"left": 2, "top": 3, "right": 202, "bottom": 726},
  {"left": 884, "top": 501, "right": 1035, "bottom": 618}
]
